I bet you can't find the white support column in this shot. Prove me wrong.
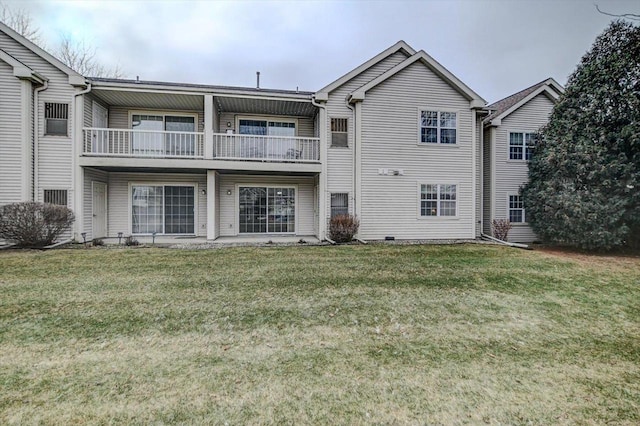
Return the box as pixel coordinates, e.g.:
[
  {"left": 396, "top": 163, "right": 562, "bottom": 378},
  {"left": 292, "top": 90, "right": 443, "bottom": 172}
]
[
  {"left": 318, "top": 105, "right": 328, "bottom": 240},
  {"left": 20, "top": 80, "right": 33, "bottom": 201},
  {"left": 490, "top": 126, "right": 497, "bottom": 225},
  {"left": 73, "top": 93, "right": 84, "bottom": 240},
  {"left": 206, "top": 170, "right": 216, "bottom": 240},
  {"left": 204, "top": 95, "right": 214, "bottom": 159}
]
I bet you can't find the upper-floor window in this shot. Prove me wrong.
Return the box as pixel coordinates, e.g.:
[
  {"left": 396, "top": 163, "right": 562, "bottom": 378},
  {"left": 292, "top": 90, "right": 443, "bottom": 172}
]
[
  {"left": 420, "top": 111, "right": 456, "bottom": 144},
  {"left": 420, "top": 184, "right": 457, "bottom": 217},
  {"left": 330, "top": 118, "right": 348, "bottom": 147},
  {"left": 44, "top": 103, "right": 69, "bottom": 136},
  {"left": 509, "top": 195, "right": 525, "bottom": 223},
  {"left": 509, "top": 132, "right": 537, "bottom": 161}
]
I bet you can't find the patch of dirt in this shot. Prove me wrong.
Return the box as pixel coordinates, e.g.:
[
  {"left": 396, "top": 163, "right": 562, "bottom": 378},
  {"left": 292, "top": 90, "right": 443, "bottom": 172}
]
[{"left": 534, "top": 245, "right": 640, "bottom": 269}]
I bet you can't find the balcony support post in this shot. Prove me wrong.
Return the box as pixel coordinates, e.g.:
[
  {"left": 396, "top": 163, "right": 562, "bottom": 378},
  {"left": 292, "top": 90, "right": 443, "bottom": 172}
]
[
  {"left": 206, "top": 170, "right": 217, "bottom": 240},
  {"left": 204, "top": 95, "right": 214, "bottom": 159}
]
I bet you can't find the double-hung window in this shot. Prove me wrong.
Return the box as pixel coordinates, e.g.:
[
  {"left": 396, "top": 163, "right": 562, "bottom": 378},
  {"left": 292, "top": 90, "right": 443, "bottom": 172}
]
[
  {"left": 420, "top": 110, "right": 457, "bottom": 144},
  {"left": 509, "top": 195, "right": 525, "bottom": 223},
  {"left": 420, "top": 184, "right": 457, "bottom": 217},
  {"left": 330, "top": 118, "right": 348, "bottom": 147},
  {"left": 509, "top": 132, "right": 537, "bottom": 160},
  {"left": 132, "top": 185, "right": 195, "bottom": 234}
]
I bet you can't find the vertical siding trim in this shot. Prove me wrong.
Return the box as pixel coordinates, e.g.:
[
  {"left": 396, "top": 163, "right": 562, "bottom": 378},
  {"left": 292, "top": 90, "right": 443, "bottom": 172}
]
[
  {"left": 20, "top": 80, "right": 32, "bottom": 200},
  {"left": 471, "top": 109, "right": 477, "bottom": 238},
  {"left": 354, "top": 101, "right": 362, "bottom": 220},
  {"left": 317, "top": 103, "right": 328, "bottom": 240},
  {"left": 73, "top": 92, "right": 85, "bottom": 238},
  {"left": 490, "top": 126, "right": 496, "bottom": 225},
  {"left": 479, "top": 120, "right": 484, "bottom": 234}
]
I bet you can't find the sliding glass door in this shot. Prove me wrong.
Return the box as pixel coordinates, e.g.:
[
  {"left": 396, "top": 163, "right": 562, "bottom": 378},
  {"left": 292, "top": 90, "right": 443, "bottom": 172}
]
[
  {"left": 132, "top": 185, "right": 195, "bottom": 234},
  {"left": 131, "top": 114, "right": 196, "bottom": 156},
  {"left": 239, "top": 186, "right": 295, "bottom": 234}
]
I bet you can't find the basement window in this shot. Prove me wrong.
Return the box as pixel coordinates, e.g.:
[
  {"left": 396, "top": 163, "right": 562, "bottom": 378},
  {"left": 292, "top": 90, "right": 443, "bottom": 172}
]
[
  {"left": 44, "top": 103, "right": 69, "bottom": 136},
  {"left": 44, "top": 189, "right": 68, "bottom": 206}
]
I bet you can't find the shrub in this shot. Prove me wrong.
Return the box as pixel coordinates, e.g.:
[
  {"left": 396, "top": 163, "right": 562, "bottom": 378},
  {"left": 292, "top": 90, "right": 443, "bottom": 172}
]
[
  {"left": 0, "top": 202, "right": 74, "bottom": 248},
  {"left": 329, "top": 214, "right": 360, "bottom": 243},
  {"left": 124, "top": 236, "right": 140, "bottom": 246},
  {"left": 491, "top": 219, "right": 512, "bottom": 241},
  {"left": 92, "top": 238, "right": 105, "bottom": 247}
]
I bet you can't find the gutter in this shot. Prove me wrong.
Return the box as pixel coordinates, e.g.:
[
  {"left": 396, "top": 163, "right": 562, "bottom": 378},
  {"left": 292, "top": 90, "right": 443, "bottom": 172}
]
[{"left": 33, "top": 80, "right": 48, "bottom": 200}]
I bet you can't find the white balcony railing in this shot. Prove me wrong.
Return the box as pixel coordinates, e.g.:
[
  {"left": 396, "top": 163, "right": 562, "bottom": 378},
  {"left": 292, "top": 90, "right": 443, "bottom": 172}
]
[
  {"left": 213, "top": 133, "right": 320, "bottom": 162},
  {"left": 82, "top": 128, "right": 320, "bottom": 163},
  {"left": 83, "top": 128, "right": 205, "bottom": 158}
]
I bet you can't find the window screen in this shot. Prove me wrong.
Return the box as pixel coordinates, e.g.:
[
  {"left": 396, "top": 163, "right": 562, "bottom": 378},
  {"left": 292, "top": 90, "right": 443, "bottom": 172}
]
[
  {"left": 331, "top": 118, "right": 348, "bottom": 147},
  {"left": 330, "top": 193, "right": 349, "bottom": 217},
  {"left": 44, "top": 103, "right": 69, "bottom": 136},
  {"left": 44, "top": 189, "right": 68, "bottom": 206}
]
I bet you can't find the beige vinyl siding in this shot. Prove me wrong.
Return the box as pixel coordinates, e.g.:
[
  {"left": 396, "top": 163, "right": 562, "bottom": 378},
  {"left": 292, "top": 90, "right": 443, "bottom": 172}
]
[
  {"left": 325, "top": 51, "right": 410, "bottom": 210},
  {"left": 82, "top": 167, "right": 108, "bottom": 240},
  {"left": 217, "top": 174, "right": 316, "bottom": 237},
  {"left": 0, "top": 32, "right": 78, "bottom": 209},
  {"left": 358, "top": 61, "right": 475, "bottom": 240},
  {"left": 482, "top": 127, "right": 492, "bottom": 234},
  {"left": 217, "top": 113, "right": 315, "bottom": 137},
  {"left": 494, "top": 93, "right": 555, "bottom": 243},
  {"left": 107, "top": 173, "right": 207, "bottom": 237},
  {"left": 0, "top": 59, "right": 24, "bottom": 204}
]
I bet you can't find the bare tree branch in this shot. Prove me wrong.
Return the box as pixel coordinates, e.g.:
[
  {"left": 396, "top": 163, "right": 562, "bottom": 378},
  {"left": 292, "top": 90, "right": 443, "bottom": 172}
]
[
  {"left": 0, "top": 1, "right": 42, "bottom": 45},
  {"left": 595, "top": 4, "right": 640, "bottom": 21},
  {"left": 0, "top": 2, "right": 123, "bottom": 78}
]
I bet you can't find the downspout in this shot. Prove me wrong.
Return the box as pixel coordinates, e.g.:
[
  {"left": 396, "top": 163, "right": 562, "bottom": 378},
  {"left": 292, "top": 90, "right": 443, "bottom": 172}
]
[
  {"left": 311, "top": 95, "right": 327, "bottom": 240},
  {"left": 345, "top": 97, "right": 356, "bottom": 219},
  {"left": 33, "top": 80, "right": 48, "bottom": 200}
]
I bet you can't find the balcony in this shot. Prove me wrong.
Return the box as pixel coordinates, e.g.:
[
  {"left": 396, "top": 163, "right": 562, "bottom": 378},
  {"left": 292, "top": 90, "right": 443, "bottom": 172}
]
[
  {"left": 83, "top": 128, "right": 205, "bottom": 158},
  {"left": 212, "top": 133, "right": 319, "bottom": 162}
]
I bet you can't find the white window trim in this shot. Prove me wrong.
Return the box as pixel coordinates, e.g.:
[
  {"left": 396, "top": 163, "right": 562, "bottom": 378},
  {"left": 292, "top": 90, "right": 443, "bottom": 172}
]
[
  {"left": 507, "top": 130, "right": 536, "bottom": 162},
  {"left": 128, "top": 110, "right": 199, "bottom": 130},
  {"left": 128, "top": 182, "right": 199, "bottom": 236},
  {"left": 42, "top": 101, "right": 70, "bottom": 138},
  {"left": 507, "top": 193, "right": 527, "bottom": 225},
  {"left": 416, "top": 182, "right": 459, "bottom": 219},
  {"left": 234, "top": 183, "right": 299, "bottom": 235},
  {"left": 417, "top": 108, "right": 460, "bottom": 146},
  {"left": 329, "top": 116, "right": 350, "bottom": 148},
  {"left": 235, "top": 115, "right": 299, "bottom": 136}
]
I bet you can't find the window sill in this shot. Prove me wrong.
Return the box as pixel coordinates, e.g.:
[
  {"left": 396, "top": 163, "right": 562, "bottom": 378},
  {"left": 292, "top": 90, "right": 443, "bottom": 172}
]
[
  {"left": 416, "top": 143, "right": 460, "bottom": 148},
  {"left": 505, "top": 159, "right": 530, "bottom": 164},
  {"left": 509, "top": 222, "right": 529, "bottom": 226},
  {"left": 330, "top": 146, "right": 350, "bottom": 149},
  {"left": 417, "top": 216, "right": 460, "bottom": 220}
]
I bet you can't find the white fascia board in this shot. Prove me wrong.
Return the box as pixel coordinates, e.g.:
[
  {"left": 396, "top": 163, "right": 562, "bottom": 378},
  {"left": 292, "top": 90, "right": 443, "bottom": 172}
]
[
  {"left": 353, "top": 51, "right": 486, "bottom": 105},
  {"left": 490, "top": 85, "right": 560, "bottom": 125},
  {"left": 316, "top": 40, "right": 416, "bottom": 95},
  {"left": 0, "top": 22, "right": 83, "bottom": 80}
]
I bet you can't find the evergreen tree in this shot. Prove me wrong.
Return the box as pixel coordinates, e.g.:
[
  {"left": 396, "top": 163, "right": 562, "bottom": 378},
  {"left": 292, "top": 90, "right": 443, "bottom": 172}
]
[{"left": 522, "top": 21, "right": 640, "bottom": 250}]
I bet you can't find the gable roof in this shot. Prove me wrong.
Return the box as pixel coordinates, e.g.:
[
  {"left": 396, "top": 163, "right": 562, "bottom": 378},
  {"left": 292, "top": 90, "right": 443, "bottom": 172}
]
[
  {"left": 0, "top": 21, "right": 85, "bottom": 86},
  {"left": 315, "top": 40, "right": 416, "bottom": 99},
  {"left": 349, "top": 50, "right": 486, "bottom": 107},
  {"left": 484, "top": 78, "right": 564, "bottom": 126}
]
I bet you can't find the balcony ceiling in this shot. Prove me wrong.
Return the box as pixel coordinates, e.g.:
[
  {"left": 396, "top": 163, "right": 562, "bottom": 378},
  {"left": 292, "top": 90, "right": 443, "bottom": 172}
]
[
  {"left": 216, "top": 97, "right": 317, "bottom": 117},
  {"left": 92, "top": 89, "right": 204, "bottom": 111}
]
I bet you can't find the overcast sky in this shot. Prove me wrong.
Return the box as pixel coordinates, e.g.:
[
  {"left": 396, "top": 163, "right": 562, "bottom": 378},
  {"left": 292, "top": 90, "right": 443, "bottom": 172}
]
[{"left": 8, "top": 0, "right": 639, "bottom": 103}]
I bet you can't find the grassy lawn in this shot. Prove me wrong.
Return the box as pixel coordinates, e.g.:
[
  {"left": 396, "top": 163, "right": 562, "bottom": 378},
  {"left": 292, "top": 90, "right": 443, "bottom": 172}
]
[{"left": 0, "top": 244, "right": 638, "bottom": 424}]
